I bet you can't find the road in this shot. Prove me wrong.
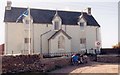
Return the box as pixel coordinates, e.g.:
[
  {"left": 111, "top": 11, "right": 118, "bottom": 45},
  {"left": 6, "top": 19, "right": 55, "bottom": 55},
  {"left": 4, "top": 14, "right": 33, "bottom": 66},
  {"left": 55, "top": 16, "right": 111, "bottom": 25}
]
[{"left": 50, "top": 62, "right": 119, "bottom": 73}]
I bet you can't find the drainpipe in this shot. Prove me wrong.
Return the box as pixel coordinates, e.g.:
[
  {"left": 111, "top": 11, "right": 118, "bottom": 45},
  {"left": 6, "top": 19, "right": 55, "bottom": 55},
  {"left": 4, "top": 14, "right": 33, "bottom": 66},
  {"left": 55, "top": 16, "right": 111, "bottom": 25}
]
[
  {"left": 48, "top": 39, "right": 50, "bottom": 56},
  {"left": 95, "top": 26, "right": 100, "bottom": 54},
  {"left": 40, "top": 30, "right": 51, "bottom": 55}
]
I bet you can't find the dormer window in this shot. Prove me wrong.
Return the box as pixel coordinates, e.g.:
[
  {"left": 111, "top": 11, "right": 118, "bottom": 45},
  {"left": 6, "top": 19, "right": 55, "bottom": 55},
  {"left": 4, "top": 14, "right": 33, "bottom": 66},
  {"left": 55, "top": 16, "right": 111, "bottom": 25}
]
[
  {"left": 52, "top": 11, "right": 62, "bottom": 31},
  {"left": 80, "top": 22, "right": 85, "bottom": 30},
  {"left": 54, "top": 21, "right": 59, "bottom": 30},
  {"left": 25, "top": 19, "right": 29, "bottom": 24},
  {"left": 53, "top": 20, "right": 61, "bottom": 31},
  {"left": 23, "top": 16, "right": 33, "bottom": 28},
  {"left": 78, "top": 12, "right": 86, "bottom": 31},
  {"left": 78, "top": 21, "right": 85, "bottom": 31}
]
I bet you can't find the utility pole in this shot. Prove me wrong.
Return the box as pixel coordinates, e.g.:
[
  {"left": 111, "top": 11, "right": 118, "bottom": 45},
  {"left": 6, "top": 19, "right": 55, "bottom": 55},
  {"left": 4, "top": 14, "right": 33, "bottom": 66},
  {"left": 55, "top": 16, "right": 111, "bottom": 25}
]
[{"left": 28, "top": 7, "right": 31, "bottom": 55}]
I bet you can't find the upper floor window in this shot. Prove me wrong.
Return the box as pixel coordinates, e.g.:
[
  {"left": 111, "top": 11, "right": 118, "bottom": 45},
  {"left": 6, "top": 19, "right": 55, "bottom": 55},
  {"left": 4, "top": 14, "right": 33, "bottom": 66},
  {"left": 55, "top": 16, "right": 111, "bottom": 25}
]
[
  {"left": 54, "top": 21, "right": 59, "bottom": 30},
  {"left": 78, "top": 14, "right": 86, "bottom": 31},
  {"left": 23, "top": 16, "right": 33, "bottom": 28},
  {"left": 52, "top": 11, "right": 62, "bottom": 31},
  {"left": 25, "top": 19, "right": 29, "bottom": 25},
  {"left": 80, "top": 22, "right": 85, "bottom": 30}
]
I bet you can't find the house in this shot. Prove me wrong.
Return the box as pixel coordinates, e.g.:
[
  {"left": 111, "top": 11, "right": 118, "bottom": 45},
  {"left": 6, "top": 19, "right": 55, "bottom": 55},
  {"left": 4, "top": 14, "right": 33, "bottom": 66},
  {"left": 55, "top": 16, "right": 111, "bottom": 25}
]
[{"left": 4, "top": 1, "right": 101, "bottom": 55}]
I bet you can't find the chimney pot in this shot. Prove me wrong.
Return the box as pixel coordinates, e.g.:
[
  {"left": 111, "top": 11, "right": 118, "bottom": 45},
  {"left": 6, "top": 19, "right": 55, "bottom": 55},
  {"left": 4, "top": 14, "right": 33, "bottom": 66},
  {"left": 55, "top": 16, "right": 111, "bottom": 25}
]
[
  {"left": 87, "top": 7, "right": 91, "bottom": 15},
  {"left": 5, "top": 1, "right": 12, "bottom": 10}
]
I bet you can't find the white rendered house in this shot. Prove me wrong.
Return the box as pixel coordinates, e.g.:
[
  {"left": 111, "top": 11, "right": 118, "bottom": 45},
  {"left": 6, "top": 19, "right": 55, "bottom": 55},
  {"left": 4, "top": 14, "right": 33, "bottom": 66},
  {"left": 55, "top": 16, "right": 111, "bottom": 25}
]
[{"left": 4, "top": 2, "right": 101, "bottom": 55}]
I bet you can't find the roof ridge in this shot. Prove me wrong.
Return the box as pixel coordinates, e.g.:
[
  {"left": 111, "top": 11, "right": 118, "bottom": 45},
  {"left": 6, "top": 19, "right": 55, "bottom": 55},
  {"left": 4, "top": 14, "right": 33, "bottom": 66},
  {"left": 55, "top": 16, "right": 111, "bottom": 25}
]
[
  {"left": 4, "top": 7, "right": 100, "bottom": 27},
  {"left": 11, "top": 7, "right": 87, "bottom": 13}
]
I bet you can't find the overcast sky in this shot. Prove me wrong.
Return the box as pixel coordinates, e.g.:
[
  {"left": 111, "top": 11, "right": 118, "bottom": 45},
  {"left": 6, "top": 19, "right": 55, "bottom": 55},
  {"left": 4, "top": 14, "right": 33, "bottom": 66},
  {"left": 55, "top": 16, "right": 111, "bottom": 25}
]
[{"left": 0, "top": 0, "right": 119, "bottom": 48}]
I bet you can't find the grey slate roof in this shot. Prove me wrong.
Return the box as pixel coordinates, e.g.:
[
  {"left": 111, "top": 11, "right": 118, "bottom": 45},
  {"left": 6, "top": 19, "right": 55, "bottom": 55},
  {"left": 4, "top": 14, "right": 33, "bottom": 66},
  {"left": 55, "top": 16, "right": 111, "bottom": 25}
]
[{"left": 4, "top": 7, "right": 100, "bottom": 27}]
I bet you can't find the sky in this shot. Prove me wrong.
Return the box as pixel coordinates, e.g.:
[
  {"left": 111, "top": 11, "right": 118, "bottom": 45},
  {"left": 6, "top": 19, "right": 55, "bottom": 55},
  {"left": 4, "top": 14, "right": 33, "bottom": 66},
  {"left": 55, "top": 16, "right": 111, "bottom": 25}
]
[{"left": 0, "top": 0, "right": 119, "bottom": 48}]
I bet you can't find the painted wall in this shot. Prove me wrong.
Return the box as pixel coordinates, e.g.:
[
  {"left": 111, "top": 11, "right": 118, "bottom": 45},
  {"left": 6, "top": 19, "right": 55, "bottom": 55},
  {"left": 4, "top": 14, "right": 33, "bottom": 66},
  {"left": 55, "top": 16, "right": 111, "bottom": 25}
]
[
  {"left": 86, "top": 26, "right": 101, "bottom": 52},
  {"left": 5, "top": 23, "right": 25, "bottom": 54},
  {"left": 5, "top": 21, "right": 101, "bottom": 55}
]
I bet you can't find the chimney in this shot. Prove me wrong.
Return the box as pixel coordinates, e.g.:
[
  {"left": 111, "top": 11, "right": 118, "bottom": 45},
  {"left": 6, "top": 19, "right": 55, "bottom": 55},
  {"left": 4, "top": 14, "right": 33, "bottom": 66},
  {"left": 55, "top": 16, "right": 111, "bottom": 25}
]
[
  {"left": 5, "top": 1, "right": 12, "bottom": 10},
  {"left": 86, "top": 7, "right": 91, "bottom": 15}
]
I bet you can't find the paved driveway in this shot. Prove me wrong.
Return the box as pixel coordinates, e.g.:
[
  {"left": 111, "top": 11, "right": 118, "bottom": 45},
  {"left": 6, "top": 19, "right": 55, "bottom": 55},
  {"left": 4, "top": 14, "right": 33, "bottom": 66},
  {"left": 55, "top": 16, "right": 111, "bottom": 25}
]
[{"left": 50, "top": 62, "right": 119, "bottom": 73}]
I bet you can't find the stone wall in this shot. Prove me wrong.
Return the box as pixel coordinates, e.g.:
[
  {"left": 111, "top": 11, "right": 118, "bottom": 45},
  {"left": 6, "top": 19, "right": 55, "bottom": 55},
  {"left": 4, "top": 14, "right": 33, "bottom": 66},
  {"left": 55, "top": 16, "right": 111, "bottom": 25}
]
[
  {"left": 3, "top": 54, "right": 119, "bottom": 74},
  {"left": 97, "top": 55, "right": 119, "bottom": 63},
  {"left": 2, "top": 55, "right": 71, "bottom": 74},
  {"left": 100, "top": 48, "right": 120, "bottom": 54}
]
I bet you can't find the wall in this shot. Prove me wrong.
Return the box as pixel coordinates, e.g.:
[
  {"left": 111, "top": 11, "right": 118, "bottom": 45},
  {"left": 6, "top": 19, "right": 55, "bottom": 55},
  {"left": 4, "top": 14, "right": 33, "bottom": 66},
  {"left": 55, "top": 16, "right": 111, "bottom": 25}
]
[
  {"left": 5, "top": 23, "right": 53, "bottom": 55},
  {"left": 101, "top": 48, "right": 120, "bottom": 54},
  {"left": 5, "top": 22, "right": 100, "bottom": 55},
  {"left": 65, "top": 25, "right": 81, "bottom": 52},
  {"left": 97, "top": 55, "right": 119, "bottom": 63},
  {"left": 5, "top": 23, "right": 25, "bottom": 54},
  {"left": 32, "top": 23, "right": 52, "bottom": 54},
  {"left": 49, "top": 32, "right": 71, "bottom": 54},
  {"left": 86, "top": 26, "right": 101, "bottom": 53}
]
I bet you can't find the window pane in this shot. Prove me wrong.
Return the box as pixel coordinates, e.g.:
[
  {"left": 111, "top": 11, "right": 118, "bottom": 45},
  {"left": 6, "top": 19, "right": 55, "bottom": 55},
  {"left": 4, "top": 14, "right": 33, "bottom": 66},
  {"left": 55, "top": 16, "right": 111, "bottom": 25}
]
[
  {"left": 24, "top": 38, "right": 31, "bottom": 43},
  {"left": 80, "top": 22, "right": 84, "bottom": 30},
  {"left": 80, "top": 38, "right": 86, "bottom": 44},
  {"left": 54, "top": 21, "right": 59, "bottom": 30},
  {"left": 25, "top": 20, "right": 29, "bottom": 24},
  {"left": 80, "top": 23, "right": 84, "bottom": 26}
]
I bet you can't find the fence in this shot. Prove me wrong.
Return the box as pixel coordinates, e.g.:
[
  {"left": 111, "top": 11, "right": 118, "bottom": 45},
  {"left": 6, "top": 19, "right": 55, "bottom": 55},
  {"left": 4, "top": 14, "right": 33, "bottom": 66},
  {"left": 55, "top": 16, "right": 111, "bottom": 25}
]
[{"left": 43, "top": 50, "right": 87, "bottom": 57}]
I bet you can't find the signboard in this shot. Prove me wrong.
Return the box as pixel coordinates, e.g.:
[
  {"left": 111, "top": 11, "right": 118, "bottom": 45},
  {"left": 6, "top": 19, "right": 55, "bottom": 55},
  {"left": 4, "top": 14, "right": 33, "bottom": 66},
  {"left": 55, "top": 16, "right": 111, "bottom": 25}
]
[{"left": 95, "top": 41, "right": 101, "bottom": 47}]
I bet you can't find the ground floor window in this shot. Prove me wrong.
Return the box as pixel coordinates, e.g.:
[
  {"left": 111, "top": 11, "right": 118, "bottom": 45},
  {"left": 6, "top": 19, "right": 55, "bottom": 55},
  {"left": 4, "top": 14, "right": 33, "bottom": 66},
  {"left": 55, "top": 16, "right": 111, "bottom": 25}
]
[
  {"left": 80, "top": 38, "right": 86, "bottom": 44},
  {"left": 58, "top": 36, "right": 65, "bottom": 50},
  {"left": 24, "top": 38, "right": 31, "bottom": 43}
]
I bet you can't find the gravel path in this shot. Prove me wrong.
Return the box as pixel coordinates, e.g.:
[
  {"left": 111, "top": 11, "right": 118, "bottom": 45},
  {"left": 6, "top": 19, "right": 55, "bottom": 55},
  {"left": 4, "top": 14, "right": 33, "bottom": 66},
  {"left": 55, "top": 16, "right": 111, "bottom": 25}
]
[{"left": 50, "top": 62, "right": 119, "bottom": 73}]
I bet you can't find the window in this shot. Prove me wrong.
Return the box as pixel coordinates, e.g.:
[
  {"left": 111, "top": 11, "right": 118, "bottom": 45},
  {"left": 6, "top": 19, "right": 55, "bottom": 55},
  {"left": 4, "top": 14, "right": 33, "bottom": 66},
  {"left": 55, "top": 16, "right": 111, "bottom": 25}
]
[
  {"left": 23, "top": 16, "right": 33, "bottom": 29},
  {"left": 25, "top": 19, "right": 29, "bottom": 24},
  {"left": 23, "top": 18, "right": 30, "bottom": 29},
  {"left": 24, "top": 38, "right": 31, "bottom": 43},
  {"left": 80, "top": 38, "right": 86, "bottom": 44},
  {"left": 52, "top": 14, "right": 62, "bottom": 31},
  {"left": 80, "top": 22, "right": 84, "bottom": 26},
  {"left": 58, "top": 36, "right": 65, "bottom": 49},
  {"left": 46, "top": 24, "right": 48, "bottom": 27},
  {"left": 80, "top": 22, "right": 84, "bottom": 30},
  {"left": 54, "top": 21, "right": 59, "bottom": 30}
]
